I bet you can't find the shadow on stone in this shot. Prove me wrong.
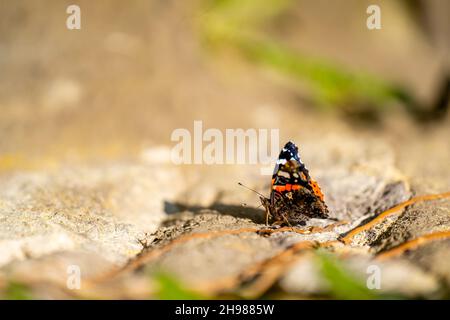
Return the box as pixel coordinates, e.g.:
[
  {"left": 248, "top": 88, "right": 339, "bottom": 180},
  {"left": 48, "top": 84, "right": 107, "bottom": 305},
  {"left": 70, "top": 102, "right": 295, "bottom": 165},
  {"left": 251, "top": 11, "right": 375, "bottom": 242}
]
[{"left": 163, "top": 201, "right": 265, "bottom": 224}]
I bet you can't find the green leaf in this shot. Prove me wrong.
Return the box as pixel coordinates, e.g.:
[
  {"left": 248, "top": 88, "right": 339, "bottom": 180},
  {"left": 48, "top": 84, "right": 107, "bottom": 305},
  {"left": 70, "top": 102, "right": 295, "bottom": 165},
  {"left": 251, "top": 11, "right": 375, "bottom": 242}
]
[{"left": 5, "top": 281, "right": 33, "bottom": 300}]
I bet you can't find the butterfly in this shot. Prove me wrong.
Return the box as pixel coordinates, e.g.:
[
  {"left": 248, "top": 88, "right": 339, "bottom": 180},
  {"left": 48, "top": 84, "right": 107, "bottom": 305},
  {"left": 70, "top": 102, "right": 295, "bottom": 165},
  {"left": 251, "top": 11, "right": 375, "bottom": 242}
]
[{"left": 259, "top": 141, "right": 329, "bottom": 226}]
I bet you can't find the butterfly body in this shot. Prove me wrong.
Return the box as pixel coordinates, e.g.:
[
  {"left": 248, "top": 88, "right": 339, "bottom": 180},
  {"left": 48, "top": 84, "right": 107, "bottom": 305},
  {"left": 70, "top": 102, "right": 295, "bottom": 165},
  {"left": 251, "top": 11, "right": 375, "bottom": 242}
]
[{"left": 261, "top": 141, "right": 329, "bottom": 225}]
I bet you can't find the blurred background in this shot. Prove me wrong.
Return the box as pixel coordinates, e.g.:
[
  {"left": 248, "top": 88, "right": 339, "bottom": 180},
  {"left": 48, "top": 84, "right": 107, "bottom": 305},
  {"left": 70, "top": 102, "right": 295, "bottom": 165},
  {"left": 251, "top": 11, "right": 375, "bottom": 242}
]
[{"left": 0, "top": 0, "right": 448, "bottom": 173}]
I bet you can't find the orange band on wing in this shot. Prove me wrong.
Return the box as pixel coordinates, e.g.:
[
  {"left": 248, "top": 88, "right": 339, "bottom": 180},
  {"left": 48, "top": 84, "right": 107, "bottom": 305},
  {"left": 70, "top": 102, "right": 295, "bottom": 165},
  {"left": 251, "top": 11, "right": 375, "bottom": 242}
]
[{"left": 309, "top": 179, "right": 325, "bottom": 201}]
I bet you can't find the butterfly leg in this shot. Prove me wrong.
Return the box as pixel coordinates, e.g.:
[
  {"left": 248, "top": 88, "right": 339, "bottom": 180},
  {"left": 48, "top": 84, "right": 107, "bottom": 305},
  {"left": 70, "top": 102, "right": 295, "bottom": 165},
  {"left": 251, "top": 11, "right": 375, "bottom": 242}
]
[
  {"left": 260, "top": 196, "right": 272, "bottom": 226},
  {"left": 281, "top": 213, "right": 292, "bottom": 227}
]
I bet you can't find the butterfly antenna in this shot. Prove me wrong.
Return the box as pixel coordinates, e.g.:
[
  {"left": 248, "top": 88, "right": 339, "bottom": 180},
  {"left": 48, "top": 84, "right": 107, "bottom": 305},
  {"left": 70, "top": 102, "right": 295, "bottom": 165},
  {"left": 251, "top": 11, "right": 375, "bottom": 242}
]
[
  {"left": 238, "top": 182, "right": 266, "bottom": 198},
  {"left": 241, "top": 202, "right": 264, "bottom": 209}
]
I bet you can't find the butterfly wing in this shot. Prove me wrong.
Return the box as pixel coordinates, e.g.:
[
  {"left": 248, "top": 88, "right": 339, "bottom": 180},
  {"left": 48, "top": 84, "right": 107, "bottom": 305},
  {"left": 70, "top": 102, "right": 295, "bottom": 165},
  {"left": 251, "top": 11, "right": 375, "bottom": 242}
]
[{"left": 269, "top": 141, "right": 329, "bottom": 224}]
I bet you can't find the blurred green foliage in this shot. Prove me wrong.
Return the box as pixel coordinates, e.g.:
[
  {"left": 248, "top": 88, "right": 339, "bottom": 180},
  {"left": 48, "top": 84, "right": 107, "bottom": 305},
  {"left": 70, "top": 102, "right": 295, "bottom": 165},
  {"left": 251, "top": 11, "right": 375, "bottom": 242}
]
[
  {"left": 4, "top": 281, "right": 33, "bottom": 300},
  {"left": 153, "top": 272, "right": 207, "bottom": 300},
  {"left": 199, "top": 0, "right": 413, "bottom": 115}
]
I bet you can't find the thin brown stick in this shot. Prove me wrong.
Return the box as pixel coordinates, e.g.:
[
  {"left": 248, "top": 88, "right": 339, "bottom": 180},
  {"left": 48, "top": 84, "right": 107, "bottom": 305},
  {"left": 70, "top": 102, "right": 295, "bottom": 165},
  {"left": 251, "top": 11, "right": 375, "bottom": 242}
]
[
  {"left": 342, "top": 191, "right": 450, "bottom": 245},
  {"left": 196, "top": 241, "right": 315, "bottom": 295},
  {"left": 238, "top": 241, "right": 317, "bottom": 298},
  {"left": 239, "top": 240, "right": 342, "bottom": 298},
  {"left": 197, "top": 240, "right": 341, "bottom": 297},
  {"left": 376, "top": 230, "right": 450, "bottom": 261},
  {"left": 86, "top": 227, "right": 260, "bottom": 286}
]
